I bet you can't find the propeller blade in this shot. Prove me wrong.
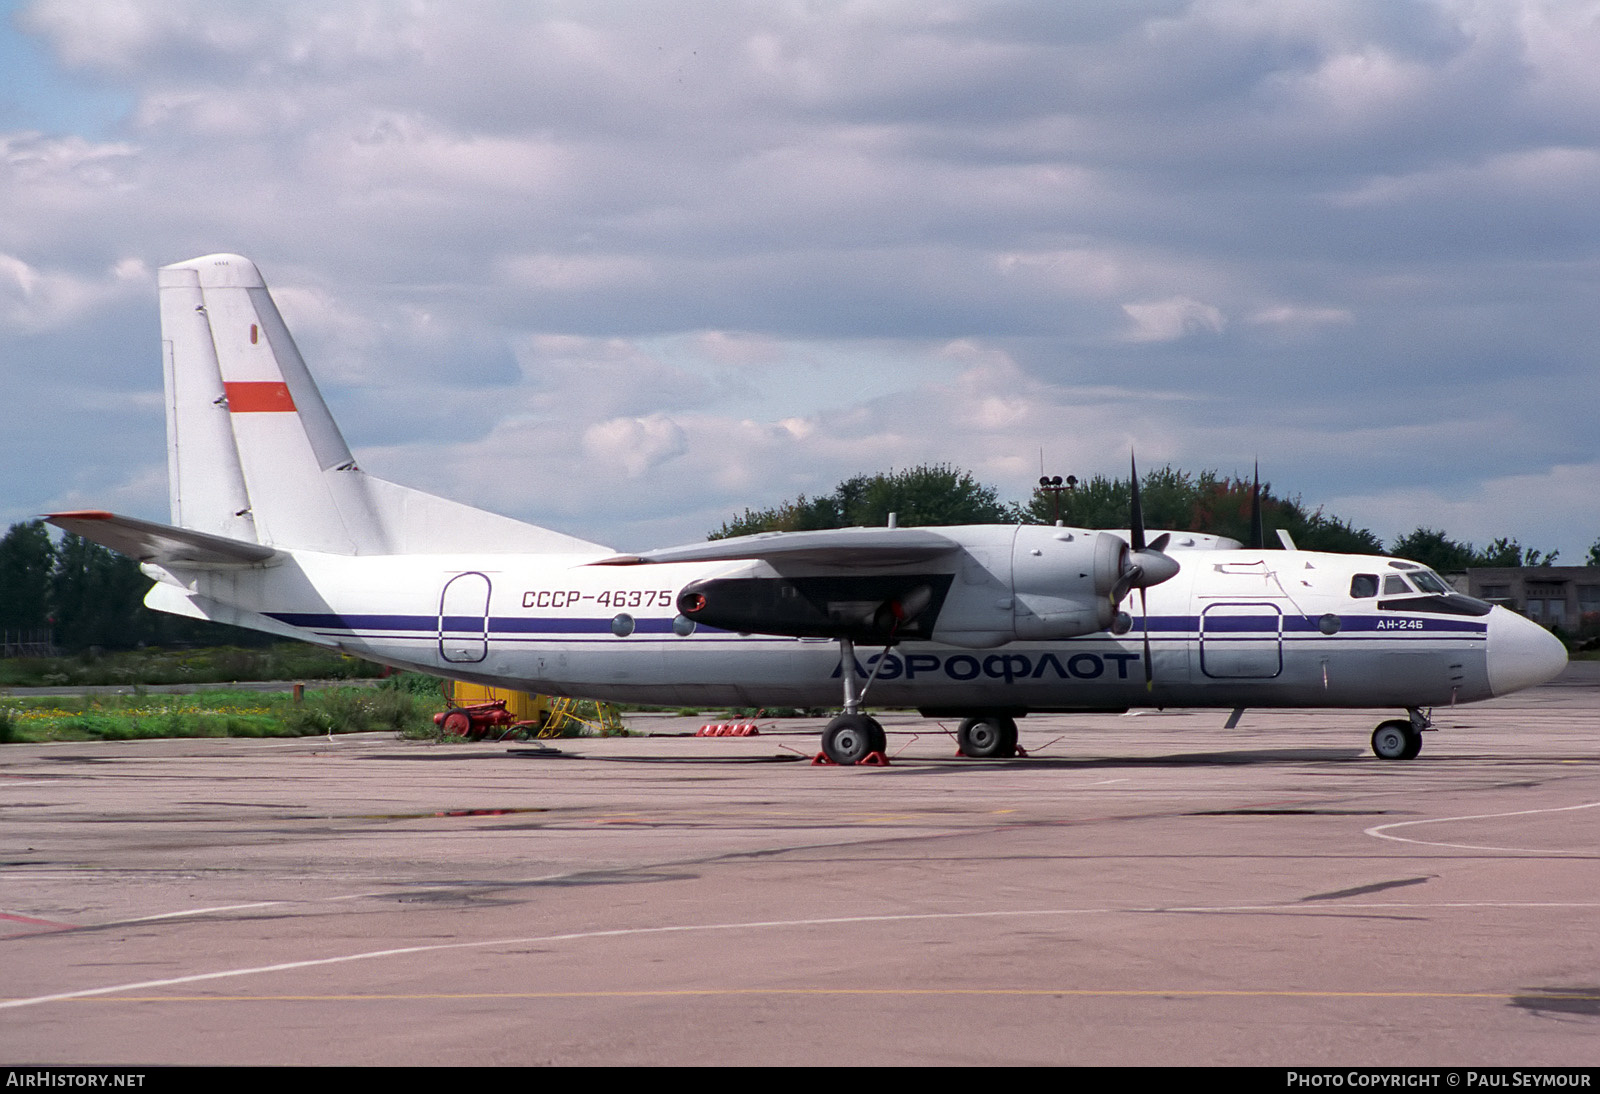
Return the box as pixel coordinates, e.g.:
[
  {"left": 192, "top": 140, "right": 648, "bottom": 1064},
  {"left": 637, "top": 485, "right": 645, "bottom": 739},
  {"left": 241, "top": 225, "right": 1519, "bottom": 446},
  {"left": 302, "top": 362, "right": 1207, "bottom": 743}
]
[
  {"left": 1139, "top": 586, "right": 1153, "bottom": 691},
  {"left": 1110, "top": 563, "right": 1141, "bottom": 607},
  {"left": 1129, "top": 453, "right": 1146, "bottom": 553},
  {"left": 1248, "top": 459, "right": 1264, "bottom": 550},
  {"left": 1099, "top": 454, "right": 1183, "bottom": 636},
  {"left": 1103, "top": 455, "right": 1182, "bottom": 622}
]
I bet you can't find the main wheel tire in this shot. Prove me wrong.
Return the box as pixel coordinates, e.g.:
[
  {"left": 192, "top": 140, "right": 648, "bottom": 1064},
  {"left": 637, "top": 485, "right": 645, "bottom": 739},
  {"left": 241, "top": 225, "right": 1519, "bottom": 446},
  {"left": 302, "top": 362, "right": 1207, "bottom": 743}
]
[
  {"left": 441, "top": 708, "right": 474, "bottom": 738},
  {"left": 822, "top": 714, "right": 878, "bottom": 765},
  {"left": 1372, "top": 719, "right": 1420, "bottom": 760},
  {"left": 958, "top": 716, "right": 1014, "bottom": 759},
  {"left": 998, "top": 715, "right": 1019, "bottom": 757}
]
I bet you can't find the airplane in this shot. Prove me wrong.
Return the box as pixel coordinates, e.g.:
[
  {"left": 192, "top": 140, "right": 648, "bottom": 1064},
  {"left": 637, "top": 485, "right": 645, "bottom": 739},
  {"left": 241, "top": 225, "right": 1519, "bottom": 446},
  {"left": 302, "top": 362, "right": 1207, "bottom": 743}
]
[{"left": 48, "top": 253, "right": 1569, "bottom": 765}]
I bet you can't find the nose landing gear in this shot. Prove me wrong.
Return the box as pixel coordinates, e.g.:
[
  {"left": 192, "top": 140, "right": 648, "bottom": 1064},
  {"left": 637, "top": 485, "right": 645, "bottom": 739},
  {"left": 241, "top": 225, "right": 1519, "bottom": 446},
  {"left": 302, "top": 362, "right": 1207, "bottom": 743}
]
[{"left": 1371, "top": 708, "right": 1430, "bottom": 760}]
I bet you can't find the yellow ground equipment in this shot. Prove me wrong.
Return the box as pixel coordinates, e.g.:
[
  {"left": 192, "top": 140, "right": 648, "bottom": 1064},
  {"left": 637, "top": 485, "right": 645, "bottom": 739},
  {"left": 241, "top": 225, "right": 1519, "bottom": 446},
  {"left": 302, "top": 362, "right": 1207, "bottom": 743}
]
[
  {"left": 542, "top": 696, "right": 626, "bottom": 737},
  {"left": 437, "top": 682, "right": 623, "bottom": 739}
]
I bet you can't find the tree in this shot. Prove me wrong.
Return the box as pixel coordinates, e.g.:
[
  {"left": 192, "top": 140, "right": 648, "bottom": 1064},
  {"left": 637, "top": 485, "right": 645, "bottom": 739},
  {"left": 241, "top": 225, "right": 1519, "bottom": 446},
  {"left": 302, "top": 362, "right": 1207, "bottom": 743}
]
[
  {"left": 1022, "top": 466, "right": 1384, "bottom": 554},
  {"left": 1476, "top": 537, "right": 1558, "bottom": 568},
  {"left": 712, "top": 494, "right": 848, "bottom": 539},
  {"left": 1391, "top": 529, "right": 1560, "bottom": 569},
  {"left": 50, "top": 533, "right": 154, "bottom": 651},
  {"left": 1588, "top": 537, "right": 1600, "bottom": 568},
  {"left": 0, "top": 521, "right": 56, "bottom": 632},
  {"left": 1390, "top": 528, "right": 1477, "bottom": 571},
  {"left": 710, "top": 464, "right": 1014, "bottom": 538},
  {"left": 1021, "top": 467, "right": 1199, "bottom": 530},
  {"left": 834, "top": 465, "right": 1013, "bottom": 529}
]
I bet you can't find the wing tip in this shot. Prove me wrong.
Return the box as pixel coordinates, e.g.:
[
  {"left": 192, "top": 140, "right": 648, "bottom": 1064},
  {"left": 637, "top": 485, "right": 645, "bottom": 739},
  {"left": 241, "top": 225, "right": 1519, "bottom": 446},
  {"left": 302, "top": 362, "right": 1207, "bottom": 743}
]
[{"left": 45, "top": 509, "right": 116, "bottom": 522}]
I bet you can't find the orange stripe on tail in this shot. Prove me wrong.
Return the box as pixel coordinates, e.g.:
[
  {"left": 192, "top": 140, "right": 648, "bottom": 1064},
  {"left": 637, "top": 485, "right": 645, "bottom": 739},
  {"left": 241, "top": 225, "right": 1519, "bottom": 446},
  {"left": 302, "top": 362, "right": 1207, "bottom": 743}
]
[{"left": 224, "top": 381, "right": 297, "bottom": 413}]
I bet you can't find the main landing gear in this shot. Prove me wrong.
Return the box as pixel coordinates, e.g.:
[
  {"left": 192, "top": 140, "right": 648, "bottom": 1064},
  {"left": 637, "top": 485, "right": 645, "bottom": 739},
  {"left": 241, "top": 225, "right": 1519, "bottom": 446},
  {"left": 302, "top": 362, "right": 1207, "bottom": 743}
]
[
  {"left": 1371, "top": 708, "right": 1430, "bottom": 760},
  {"left": 820, "top": 712, "right": 887, "bottom": 765},
  {"left": 818, "top": 637, "right": 890, "bottom": 765},
  {"left": 957, "top": 715, "right": 1019, "bottom": 759},
  {"left": 817, "top": 637, "right": 1028, "bottom": 764}
]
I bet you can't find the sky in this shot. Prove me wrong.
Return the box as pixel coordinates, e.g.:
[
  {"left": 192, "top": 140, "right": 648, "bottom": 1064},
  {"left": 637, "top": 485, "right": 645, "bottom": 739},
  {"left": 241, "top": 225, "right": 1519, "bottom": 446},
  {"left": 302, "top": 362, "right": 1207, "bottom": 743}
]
[{"left": 1, "top": 0, "right": 1597, "bottom": 559}]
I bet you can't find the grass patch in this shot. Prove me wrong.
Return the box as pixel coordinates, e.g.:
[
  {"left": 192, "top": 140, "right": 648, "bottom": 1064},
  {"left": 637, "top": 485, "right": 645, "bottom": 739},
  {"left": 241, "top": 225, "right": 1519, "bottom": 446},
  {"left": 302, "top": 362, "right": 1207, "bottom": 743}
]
[
  {"left": 0, "top": 685, "right": 445, "bottom": 743},
  {"left": 0, "top": 643, "right": 386, "bottom": 689}
]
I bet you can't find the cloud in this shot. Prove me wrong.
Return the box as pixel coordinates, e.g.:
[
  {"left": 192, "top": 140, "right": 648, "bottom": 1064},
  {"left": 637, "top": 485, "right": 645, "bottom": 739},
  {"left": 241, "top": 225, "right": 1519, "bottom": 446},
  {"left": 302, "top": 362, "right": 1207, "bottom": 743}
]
[
  {"left": 1328, "top": 461, "right": 1600, "bottom": 559},
  {"left": 1245, "top": 304, "right": 1354, "bottom": 328},
  {"left": 0, "top": 252, "right": 148, "bottom": 334},
  {"left": 580, "top": 414, "right": 689, "bottom": 478},
  {"left": 1119, "top": 296, "right": 1226, "bottom": 342},
  {"left": 1, "top": 0, "right": 1597, "bottom": 566}
]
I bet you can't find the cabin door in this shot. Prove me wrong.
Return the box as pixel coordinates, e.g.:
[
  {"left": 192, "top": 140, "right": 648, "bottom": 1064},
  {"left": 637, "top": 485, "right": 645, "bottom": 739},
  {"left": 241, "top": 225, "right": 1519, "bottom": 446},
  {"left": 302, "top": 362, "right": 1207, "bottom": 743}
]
[
  {"left": 439, "top": 572, "right": 491, "bottom": 663},
  {"left": 1199, "top": 602, "right": 1283, "bottom": 679}
]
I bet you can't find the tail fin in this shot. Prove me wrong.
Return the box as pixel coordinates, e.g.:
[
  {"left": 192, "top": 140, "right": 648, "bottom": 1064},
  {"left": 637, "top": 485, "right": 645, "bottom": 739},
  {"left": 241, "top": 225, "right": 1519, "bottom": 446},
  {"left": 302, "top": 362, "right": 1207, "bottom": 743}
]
[{"left": 159, "top": 254, "right": 605, "bottom": 555}]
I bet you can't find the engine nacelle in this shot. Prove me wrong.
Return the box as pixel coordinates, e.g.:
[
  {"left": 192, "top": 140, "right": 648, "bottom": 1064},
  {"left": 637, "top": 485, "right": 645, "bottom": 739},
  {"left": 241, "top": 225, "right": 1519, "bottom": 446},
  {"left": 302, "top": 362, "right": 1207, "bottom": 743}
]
[
  {"left": 927, "top": 527, "right": 1130, "bottom": 648},
  {"left": 1011, "top": 527, "right": 1124, "bottom": 638},
  {"left": 673, "top": 526, "right": 1142, "bottom": 649}
]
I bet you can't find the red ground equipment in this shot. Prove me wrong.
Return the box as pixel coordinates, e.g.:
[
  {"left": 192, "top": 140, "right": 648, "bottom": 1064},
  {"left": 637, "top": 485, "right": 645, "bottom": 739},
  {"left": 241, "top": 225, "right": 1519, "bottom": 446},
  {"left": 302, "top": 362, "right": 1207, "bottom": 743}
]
[{"left": 434, "top": 700, "right": 537, "bottom": 741}]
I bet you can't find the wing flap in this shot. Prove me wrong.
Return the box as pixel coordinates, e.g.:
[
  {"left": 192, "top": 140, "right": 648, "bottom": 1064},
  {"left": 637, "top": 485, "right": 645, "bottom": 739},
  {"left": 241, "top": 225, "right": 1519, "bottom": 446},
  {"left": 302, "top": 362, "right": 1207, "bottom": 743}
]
[{"left": 46, "top": 510, "right": 279, "bottom": 566}]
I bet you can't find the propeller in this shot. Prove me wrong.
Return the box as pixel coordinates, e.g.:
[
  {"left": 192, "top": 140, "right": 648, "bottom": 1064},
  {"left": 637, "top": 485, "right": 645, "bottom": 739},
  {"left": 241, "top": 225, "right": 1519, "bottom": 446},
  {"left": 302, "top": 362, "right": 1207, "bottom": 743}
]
[
  {"left": 1111, "top": 454, "right": 1181, "bottom": 689},
  {"left": 1248, "top": 459, "right": 1264, "bottom": 550}
]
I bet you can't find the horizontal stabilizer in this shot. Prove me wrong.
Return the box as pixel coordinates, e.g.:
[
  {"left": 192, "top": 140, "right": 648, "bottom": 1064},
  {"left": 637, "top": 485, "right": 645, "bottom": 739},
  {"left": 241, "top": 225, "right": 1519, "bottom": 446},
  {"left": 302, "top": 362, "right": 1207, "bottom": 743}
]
[
  {"left": 143, "top": 583, "right": 337, "bottom": 646},
  {"left": 46, "top": 511, "right": 278, "bottom": 566},
  {"left": 593, "top": 526, "right": 961, "bottom": 568}
]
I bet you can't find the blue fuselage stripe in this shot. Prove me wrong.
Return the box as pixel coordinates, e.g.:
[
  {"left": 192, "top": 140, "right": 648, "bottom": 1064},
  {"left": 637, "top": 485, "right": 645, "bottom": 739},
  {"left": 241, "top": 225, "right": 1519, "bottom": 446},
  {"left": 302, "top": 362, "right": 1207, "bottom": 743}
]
[{"left": 266, "top": 611, "right": 1485, "bottom": 641}]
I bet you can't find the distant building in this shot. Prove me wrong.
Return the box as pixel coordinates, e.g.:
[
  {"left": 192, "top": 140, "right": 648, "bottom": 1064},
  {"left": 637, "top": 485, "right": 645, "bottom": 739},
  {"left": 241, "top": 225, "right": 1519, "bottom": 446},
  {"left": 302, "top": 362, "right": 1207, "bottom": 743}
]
[
  {"left": 1447, "top": 567, "right": 1600, "bottom": 633},
  {"left": 1, "top": 629, "right": 57, "bottom": 658}
]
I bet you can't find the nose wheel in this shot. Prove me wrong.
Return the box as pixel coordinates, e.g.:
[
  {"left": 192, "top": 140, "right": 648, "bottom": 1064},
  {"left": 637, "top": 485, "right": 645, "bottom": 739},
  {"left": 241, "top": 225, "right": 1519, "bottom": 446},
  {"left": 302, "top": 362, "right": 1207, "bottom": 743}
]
[{"left": 1371, "top": 718, "right": 1423, "bottom": 760}]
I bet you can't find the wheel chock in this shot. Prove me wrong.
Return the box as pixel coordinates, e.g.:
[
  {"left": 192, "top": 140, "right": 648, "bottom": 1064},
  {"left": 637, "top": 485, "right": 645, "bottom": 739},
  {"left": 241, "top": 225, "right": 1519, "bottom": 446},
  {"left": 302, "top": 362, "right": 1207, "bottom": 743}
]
[
  {"left": 698, "top": 722, "right": 761, "bottom": 737},
  {"left": 811, "top": 751, "right": 889, "bottom": 766}
]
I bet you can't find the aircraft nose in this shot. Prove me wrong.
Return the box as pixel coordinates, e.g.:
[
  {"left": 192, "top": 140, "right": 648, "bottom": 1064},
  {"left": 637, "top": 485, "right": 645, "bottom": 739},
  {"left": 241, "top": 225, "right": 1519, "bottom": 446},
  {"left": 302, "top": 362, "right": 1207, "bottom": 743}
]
[{"left": 1486, "top": 606, "right": 1568, "bottom": 696}]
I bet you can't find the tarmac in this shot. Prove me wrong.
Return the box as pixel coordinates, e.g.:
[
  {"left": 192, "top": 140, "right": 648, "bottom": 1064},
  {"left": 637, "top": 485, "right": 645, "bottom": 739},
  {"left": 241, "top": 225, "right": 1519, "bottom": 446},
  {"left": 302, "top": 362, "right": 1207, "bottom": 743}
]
[{"left": 3, "top": 662, "right": 1598, "bottom": 1066}]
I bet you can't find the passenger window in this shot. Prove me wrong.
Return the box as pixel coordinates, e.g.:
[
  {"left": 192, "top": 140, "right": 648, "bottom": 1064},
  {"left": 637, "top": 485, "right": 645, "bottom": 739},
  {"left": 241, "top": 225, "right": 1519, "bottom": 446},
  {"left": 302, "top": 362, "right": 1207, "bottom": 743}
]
[
  {"left": 1383, "top": 575, "right": 1412, "bottom": 595},
  {"left": 1350, "top": 574, "right": 1378, "bottom": 598}
]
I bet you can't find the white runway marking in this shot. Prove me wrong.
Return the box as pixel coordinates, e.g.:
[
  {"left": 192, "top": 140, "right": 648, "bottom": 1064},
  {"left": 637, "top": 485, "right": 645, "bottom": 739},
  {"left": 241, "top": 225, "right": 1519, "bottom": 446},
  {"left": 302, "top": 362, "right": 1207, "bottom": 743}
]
[
  {"left": 1365, "top": 800, "right": 1600, "bottom": 853},
  {"left": 8, "top": 899, "right": 1600, "bottom": 1012}
]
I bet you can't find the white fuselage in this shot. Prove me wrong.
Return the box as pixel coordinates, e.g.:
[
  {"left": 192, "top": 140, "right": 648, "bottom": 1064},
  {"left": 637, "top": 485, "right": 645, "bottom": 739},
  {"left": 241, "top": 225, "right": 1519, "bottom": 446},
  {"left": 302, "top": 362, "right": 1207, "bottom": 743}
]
[{"left": 159, "top": 536, "right": 1564, "bottom": 716}]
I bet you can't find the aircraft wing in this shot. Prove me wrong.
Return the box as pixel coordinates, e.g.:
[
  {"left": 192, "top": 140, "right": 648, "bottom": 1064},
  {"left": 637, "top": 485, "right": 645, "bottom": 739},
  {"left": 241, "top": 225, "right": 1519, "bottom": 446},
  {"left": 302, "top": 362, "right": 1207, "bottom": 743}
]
[
  {"left": 591, "top": 526, "right": 962, "bottom": 568},
  {"left": 45, "top": 510, "right": 279, "bottom": 567}
]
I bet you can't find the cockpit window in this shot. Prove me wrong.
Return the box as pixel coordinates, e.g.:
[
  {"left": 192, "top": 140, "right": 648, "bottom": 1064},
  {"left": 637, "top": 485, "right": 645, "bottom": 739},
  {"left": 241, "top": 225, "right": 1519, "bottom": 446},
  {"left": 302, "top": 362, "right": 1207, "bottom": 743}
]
[
  {"left": 1382, "top": 574, "right": 1412, "bottom": 595},
  {"left": 1350, "top": 574, "right": 1378, "bottom": 598},
  {"left": 1411, "top": 570, "right": 1451, "bottom": 594}
]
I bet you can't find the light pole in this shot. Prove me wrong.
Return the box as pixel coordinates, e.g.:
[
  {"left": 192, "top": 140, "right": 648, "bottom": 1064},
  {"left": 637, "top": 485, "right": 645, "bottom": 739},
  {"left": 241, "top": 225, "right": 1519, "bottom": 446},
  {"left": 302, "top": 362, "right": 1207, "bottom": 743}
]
[{"left": 1037, "top": 474, "right": 1076, "bottom": 525}]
